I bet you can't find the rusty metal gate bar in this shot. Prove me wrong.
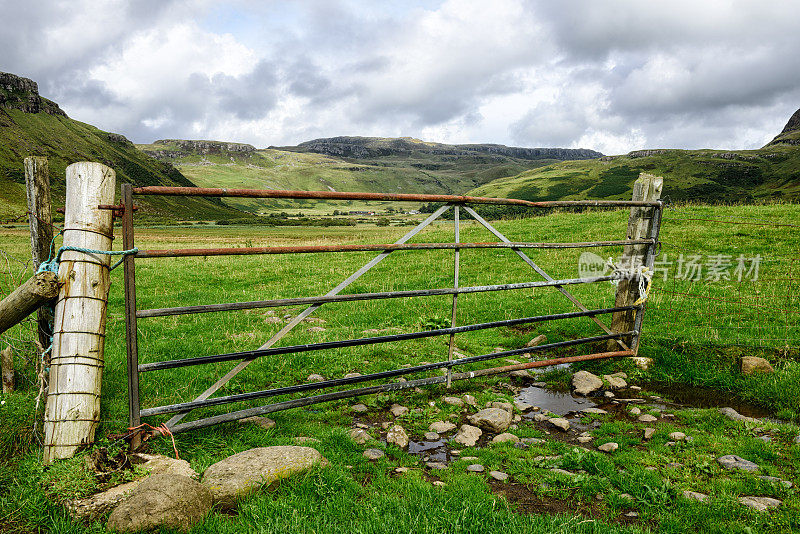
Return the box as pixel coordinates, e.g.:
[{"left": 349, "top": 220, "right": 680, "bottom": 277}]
[{"left": 121, "top": 185, "right": 661, "bottom": 435}]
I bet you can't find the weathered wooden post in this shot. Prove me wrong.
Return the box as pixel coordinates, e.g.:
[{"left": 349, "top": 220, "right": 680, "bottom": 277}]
[
  {"left": 0, "top": 271, "right": 59, "bottom": 335},
  {"left": 25, "top": 156, "right": 54, "bottom": 349},
  {"left": 2, "top": 345, "right": 14, "bottom": 393},
  {"left": 608, "top": 173, "right": 663, "bottom": 353},
  {"left": 43, "top": 162, "right": 116, "bottom": 464}
]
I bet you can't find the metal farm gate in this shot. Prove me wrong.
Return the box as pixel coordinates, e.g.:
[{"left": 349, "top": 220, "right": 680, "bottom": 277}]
[{"left": 119, "top": 182, "right": 663, "bottom": 438}]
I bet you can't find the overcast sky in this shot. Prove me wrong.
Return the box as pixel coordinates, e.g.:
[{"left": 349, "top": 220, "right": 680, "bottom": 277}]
[{"left": 3, "top": 0, "right": 800, "bottom": 155}]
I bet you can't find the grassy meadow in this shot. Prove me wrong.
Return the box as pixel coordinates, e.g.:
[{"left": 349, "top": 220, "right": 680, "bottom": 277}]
[{"left": 1, "top": 202, "right": 799, "bottom": 533}]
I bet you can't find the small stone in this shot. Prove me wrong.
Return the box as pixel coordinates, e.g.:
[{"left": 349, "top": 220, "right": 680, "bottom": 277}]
[
  {"left": 598, "top": 442, "right": 619, "bottom": 453},
  {"left": 489, "top": 470, "right": 509, "bottom": 481},
  {"left": 669, "top": 432, "right": 686, "bottom": 441},
  {"left": 307, "top": 326, "right": 325, "bottom": 332},
  {"left": 453, "top": 424, "right": 482, "bottom": 447},
  {"left": 603, "top": 374, "right": 628, "bottom": 390},
  {"left": 619, "top": 493, "right": 633, "bottom": 500},
  {"left": 526, "top": 334, "right": 547, "bottom": 347},
  {"left": 381, "top": 422, "right": 391, "bottom": 429},
  {"left": 389, "top": 404, "right": 409, "bottom": 417},
  {"left": 506, "top": 359, "right": 521, "bottom": 364},
  {"left": 625, "top": 512, "right": 639, "bottom": 518},
  {"left": 426, "top": 461, "right": 447, "bottom": 470},
  {"left": 349, "top": 428, "right": 371, "bottom": 444},
  {"left": 461, "top": 456, "right": 479, "bottom": 461},
  {"left": 433, "top": 481, "right": 446, "bottom": 487},
  {"left": 582, "top": 407, "right": 608, "bottom": 415},
  {"left": 642, "top": 428, "right": 656, "bottom": 440},
  {"left": 510, "top": 370, "right": 532, "bottom": 379},
  {"left": 738, "top": 496, "right": 781, "bottom": 511},
  {"left": 344, "top": 372, "right": 362, "bottom": 379},
  {"left": 572, "top": 371, "right": 603, "bottom": 396},
  {"left": 629, "top": 386, "right": 642, "bottom": 391},
  {"left": 514, "top": 400, "right": 534, "bottom": 412},
  {"left": 395, "top": 467, "right": 410, "bottom": 473},
  {"left": 550, "top": 468, "right": 576, "bottom": 477},
  {"left": 424, "top": 432, "right": 440, "bottom": 441},
  {"left": 363, "top": 449, "right": 384, "bottom": 460},
  {"left": 400, "top": 363, "right": 412, "bottom": 368},
  {"left": 462, "top": 394, "right": 477, "bottom": 406},
  {"left": 351, "top": 403, "right": 368, "bottom": 413},
  {"left": 630, "top": 356, "right": 652, "bottom": 370},
  {"left": 549, "top": 418, "right": 570, "bottom": 431},
  {"left": 355, "top": 422, "right": 369, "bottom": 429},
  {"left": 577, "top": 436, "right": 593, "bottom": 443},
  {"left": 638, "top": 414, "right": 657, "bottom": 423},
  {"left": 387, "top": 425, "right": 409, "bottom": 449},
  {"left": 718, "top": 455, "right": 759, "bottom": 472},
  {"left": 740, "top": 356, "right": 774, "bottom": 375},
  {"left": 490, "top": 401, "right": 514, "bottom": 412},
  {"left": 604, "top": 391, "right": 615, "bottom": 398},
  {"left": 307, "top": 374, "right": 325, "bottom": 382},
  {"left": 239, "top": 416, "right": 276, "bottom": 430},
  {"left": 429, "top": 421, "right": 457, "bottom": 433},
  {"left": 492, "top": 433, "right": 519, "bottom": 444},
  {"left": 467, "top": 464, "right": 485, "bottom": 473},
  {"left": 665, "top": 441, "right": 676, "bottom": 447},
  {"left": 629, "top": 407, "right": 641, "bottom": 416},
  {"left": 443, "top": 396, "right": 465, "bottom": 407},
  {"left": 264, "top": 316, "right": 281, "bottom": 324},
  {"left": 521, "top": 437, "right": 545, "bottom": 445},
  {"left": 533, "top": 413, "right": 548, "bottom": 422},
  {"left": 758, "top": 476, "right": 793, "bottom": 488},
  {"left": 682, "top": 490, "right": 707, "bottom": 502},
  {"left": 719, "top": 407, "right": 759, "bottom": 424}
]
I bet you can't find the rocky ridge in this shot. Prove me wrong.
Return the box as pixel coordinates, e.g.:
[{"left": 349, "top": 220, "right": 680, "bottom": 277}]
[{"left": 0, "top": 72, "right": 66, "bottom": 117}]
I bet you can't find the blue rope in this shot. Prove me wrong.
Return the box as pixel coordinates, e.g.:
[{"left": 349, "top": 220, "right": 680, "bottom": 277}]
[{"left": 37, "top": 245, "right": 138, "bottom": 273}]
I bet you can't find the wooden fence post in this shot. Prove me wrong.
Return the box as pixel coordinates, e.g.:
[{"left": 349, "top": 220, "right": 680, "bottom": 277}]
[
  {"left": 25, "top": 156, "right": 55, "bottom": 350},
  {"left": 608, "top": 173, "right": 663, "bottom": 352},
  {"left": 43, "top": 162, "right": 116, "bottom": 464}
]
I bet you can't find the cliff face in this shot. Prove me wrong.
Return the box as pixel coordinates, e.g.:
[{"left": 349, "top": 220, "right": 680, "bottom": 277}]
[
  {"left": 282, "top": 136, "right": 602, "bottom": 161},
  {"left": 765, "top": 108, "right": 800, "bottom": 147},
  {"left": 0, "top": 72, "right": 66, "bottom": 117}
]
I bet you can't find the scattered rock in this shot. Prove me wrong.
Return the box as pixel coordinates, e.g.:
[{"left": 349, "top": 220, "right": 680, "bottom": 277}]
[
  {"left": 581, "top": 407, "right": 608, "bottom": 415},
  {"left": 387, "top": 425, "right": 409, "bottom": 449},
  {"left": 572, "top": 371, "right": 603, "bottom": 396},
  {"left": 453, "top": 424, "right": 482, "bottom": 447},
  {"left": 363, "top": 449, "right": 384, "bottom": 460},
  {"left": 603, "top": 374, "right": 628, "bottom": 390},
  {"left": 669, "top": 432, "right": 687, "bottom": 441},
  {"left": 426, "top": 461, "right": 447, "bottom": 470},
  {"left": 489, "top": 470, "right": 509, "bottom": 481},
  {"left": 349, "top": 428, "right": 371, "bottom": 444},
  {"left": 598, "top": 442, "right": 619, "bottom": 453},
  {"left": 604, "top": 391, "right": 615, "bottom": 398},
  {"left": 521, "top": 437, "right": 545, "bottom": 445},
  {"left": 510, "top": 370, "right": 532, "bottom": 379},
  {"left": 468, "top": 408, "right": 512, "bottom": 433},
  {"left": 424, "top": 432, "right": 440, "bottom": 441},
  {"left": 625, "top": 512, "right": 639, "bottom": 518},
  {"left": 740, "top": 356, "right": 774, "bottom": 375},
  {"left": 514, "top": 400, "right": 534, "bottom": 412},
  {"left": 462, "top": 394, "right": 477, "bottom": 407},
  {"left": 759, "top": 476, "right": 793, "bottom": 488},
  {"left": 443, "top": 396, "right": 464, "bottom": 407},
  {"left": 395, "top": 467, "right": 410, "bottom": 473},
  {"left": 467, "top": 464, "right": 485, "bottom": 473},
  {"left": 433, "top": 480, "right": 446, "bottom": 487},
  {"left": 550, "top": 468, "right": 576, "bottom": 477},
  {"left": 738, "top": 496, "right": 781, "bottom": 511},
  {"left": 533, "top": 413, "right": 548, "bottom": 422},
  {"left": 638, "top": 414, "right": 657, "bottom": 423},
  {"left": 549, "top": 418, "right": 571, "bottom": 431},
  {"left": 239, "top": 416, "right": 275, "bottom": 430},
  {"left": 490, "top": 401, "right": 514, "bottom": 412},
  {"left": 307, "top": 374, "right": 325, "bottom": 382},
  {"left": 526, "top": 334, "right": 547, "bottom": 347},
  {"left": 718, "top": 407, "right": 759, "bottom": 424},
  {"left": 630, "top": 356, "right": 652, "bottom": 370},
  {"left": 577, "top": 436, "right": 593, "bottom": 444},
  {"left": 619, "top": 493, "right": 633, "bottom": 501},
  {"left": 307, "top": 326, "right": 325, "bottom": 332},
  {"left": 629, "top": 407, "right": 641, "bottom": 416},
  {"left": 344, "top": 372, "right": 362, "bottom": 379},
  {"left": 629, "top": 386, "right": 642, "bottom": 391},
  {"left": 202, "top": 446, "right": 328, "bottom": 507},
  {"left": 682, "top": 490, "right": 708, "bottom": 503},
  {"left": 107, "top": 474, "right": 211, "bottom": 533},
  {"left": 390, "top": 404, "right": 409, "bottom": 417},
  {"left": 642, "top": 428, "right": 656, "bottom": 440},
  {"left": 492, "top": 433, "right": 519, "bottom": 444},
  {"left": 351, "top": 403, "right": 368, "bottom": 413},
  {"left": 717, "top": 455, "right": 759, "bottom": 472},
  {"left": 429, "top": 421, "right": 457, "bottom": 433}
]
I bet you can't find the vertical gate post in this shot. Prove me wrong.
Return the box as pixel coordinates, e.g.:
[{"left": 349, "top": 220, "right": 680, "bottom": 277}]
[
  {"left": 608, "top": 173, "right": 663, "bottom": 353},
  {"left": 43, "top": 162, "right": 116, "bottom": 464},
  {"left": 24, "top": 156, "right": 54, "bottom": 349},
  {"left": 446, "top": 205, "right": 460, "bottom": 387},
  {"left": 121, "top": 183, "right": 141, "bottom": 449}
]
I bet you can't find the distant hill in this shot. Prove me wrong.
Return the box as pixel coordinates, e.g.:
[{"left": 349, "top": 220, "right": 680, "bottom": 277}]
[
  {"left": 468, "top": 110, "right": 800, "bottom": 204},
  {"left": 138, "top": 137, "right": 600, "bottom": 214},
  {"left": 0, "top": 72, "right": 244, "bottom": 221}
]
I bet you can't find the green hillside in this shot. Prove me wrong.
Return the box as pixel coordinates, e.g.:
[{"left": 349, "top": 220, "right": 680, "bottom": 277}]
[
  {"left": 137, "top": 137, "right": 597, "bottom": 214},
  {"left": 0, "top": 73, "right": 245, "bottom": 222},
  {"left": 468, "top": 146, "right": 800, "bottom": 204}
]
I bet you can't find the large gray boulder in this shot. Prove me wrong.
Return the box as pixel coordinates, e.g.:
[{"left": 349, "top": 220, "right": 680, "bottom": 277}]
[
  {"left": 572, "top": 371, "right": 603, "bottom": 396},
  {"left": 717, "top": 454, "right": 759, "bottom": 472},
  {"left": 107, "top": 474, "right": 211, "bottom": 532},
  {"left": 202, "top": 446, "right": 328, "bottom": 507},
  {"left": 468, "top": 408, "right": 512, "bottom": 433}
]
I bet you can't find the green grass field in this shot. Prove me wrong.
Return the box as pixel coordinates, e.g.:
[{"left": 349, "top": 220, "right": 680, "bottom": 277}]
[{"left": 1, "top": 203, "right": 799, "bottom": 533}]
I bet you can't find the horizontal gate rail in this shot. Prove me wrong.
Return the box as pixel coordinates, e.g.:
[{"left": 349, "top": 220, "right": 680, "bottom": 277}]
[
  {"left": 137, "top": 274, "right": 623, "bottom": 318},
  {"left": 168, "top": 348, "right": 635, "bottom": 433},
  {"left": 135, "top": 239, "right": 655, "bottom": 258},
  {"left": 138, "top": 305, "right": 639, "bottom": 372},
  {"left": 142, "top": 331, "right": 636, "bottom": 418},
  {"left": 131, "top": 185, "right": 660, "bottom": 208}
]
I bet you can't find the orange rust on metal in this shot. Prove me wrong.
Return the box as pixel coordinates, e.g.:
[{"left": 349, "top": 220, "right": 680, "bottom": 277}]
[
  {"left": 130, "top": 186, "right": 661, "bottom": 207},
  {"left": 454, "top": 350, "right": 634, "bottom": 378}
]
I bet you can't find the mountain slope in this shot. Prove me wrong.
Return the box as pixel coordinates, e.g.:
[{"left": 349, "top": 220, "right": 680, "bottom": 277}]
[
  {"left": 469, "top": 110, "right": 800, "bottom": 204},
  {"left": 0, "top": 72, "right": 244, "bottom": 221}
]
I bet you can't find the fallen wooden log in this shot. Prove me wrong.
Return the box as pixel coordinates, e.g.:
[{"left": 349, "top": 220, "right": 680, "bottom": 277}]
[{"left": 0, "top": 271, "right": 58, "bottom": 336}]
